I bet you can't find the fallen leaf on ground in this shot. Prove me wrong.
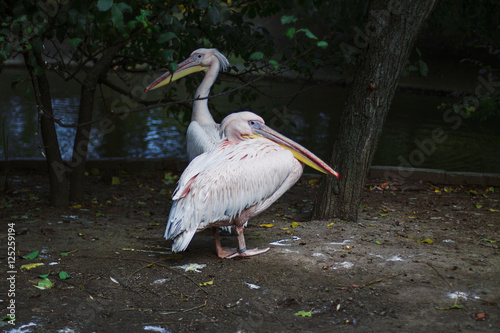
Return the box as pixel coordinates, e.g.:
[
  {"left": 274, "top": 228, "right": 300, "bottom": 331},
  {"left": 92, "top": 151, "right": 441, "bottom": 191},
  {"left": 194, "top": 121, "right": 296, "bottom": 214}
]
[
  {"left": 60, "top": 249, "right": 78, "bottom": 256},
  {"left": 199, "top": 280, "right": 213, "bottom": 287},
  {"left": 295, "top": 310, "right": 313, "bottom": 317},
  {"left": 23, "top": 250, "right": 39, "bottom": 260},
  {"left": 436, "top": 304, "right": 463, "bottom": 310},
  {"left": 419, "top": 238, "right": 434, "bottom": 244},
  {"left": 481, "top": 239, "right": 495, "bottom": 243},
  {"left": 20, "top": 263, "right": 44, "bottom": 270},
  {"left": 475, "top": 312, "right": 486, "bottom": 320},
  {"left": 33, "top": 278, "right": 54, "bottom": 290}
]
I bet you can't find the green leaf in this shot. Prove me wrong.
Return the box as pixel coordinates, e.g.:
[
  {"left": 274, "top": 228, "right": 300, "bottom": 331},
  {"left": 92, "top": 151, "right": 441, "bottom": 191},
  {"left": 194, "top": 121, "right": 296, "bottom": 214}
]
[
  {"left": 417, "top": 59, "right": 428, "bottom": 76},
  {"left": 317, "top": 41, "right": 328, "bottom": 49},
  {"left": 269, "top": 60, "right": 278, "bottom": 70},
  {"left": 281, "top": 15, "right": 297, "bottom": 24},
  {"left": 97, "top": 0, "right": 113, "bottom": 11},
  {"left": 475, "top": 204, "right": 483, "bottom": 209},
  {"left": 111, "top": 4, "right": 125, "bottom": 30},
  {"left": 249, "top": 51, "right": 264, "bottom": 61},
  {"left": 160, "top": 49, "right": 174, "bottom": 63},
  {"left": 481, "top": 238, "right": 494, "bottom": 243},
  {"left": 60, "top": 252, "right": 69, "bottom": 257},
  {"left": 67, "top": 38, "right": 82, "bottom": 49},
  {"left": 59, "top": 271, "right": 71, "bottom": 280},
  {"left": 168, "top": 61, "right": 178, "bottom": 74},
  {"left": 34, "top": 278, "right": 54, "bottom": 290},
  {"left": 294, "top": 310, "right": 312, "bottom": 317},
  {"left": 127, "top": 20, "right": 137, "bottom": 30},
  {"left": 436, "top": 304, "right": 464, "bottom": 310},
  {"left": 1, "top": 315, "right": 14, "bottom": 322},
  {"left": 10, "top": 75, "right": 23, "bottom": 90},
  {"left": 38, "top": 273, "right": 50, "bottom": 278},
  {"left": 208, "top": 6, "right": 220, "bottom": 25},
  {"left": 285, "top": 27, "right": 295, "bottom": 39},
  {"left": 298, "top": 28, "right": 318, "bottom": 39},
  {"left": 488, "top": 187, "right": 495, "bottom": 193},
  {"left": 375, "top": 241, "right": 382, "bottom": 245},
  {"left": 23, "top": 250, "right": 39, "bottom": 260},
  {"left": 197, "top": 0, "right": 210, "bottom": 10},
  {"left": 158, "top": 32, "right": 177, "bottom": 44},
  {"left": 96, "top": 212, "right": 104, "bottom": 217}
]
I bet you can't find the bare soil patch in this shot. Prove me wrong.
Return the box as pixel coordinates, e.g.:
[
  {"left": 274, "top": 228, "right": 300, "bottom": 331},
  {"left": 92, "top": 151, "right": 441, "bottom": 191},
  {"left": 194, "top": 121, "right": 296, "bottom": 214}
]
[{"left": 1, "top": 170, "right": 499, "bottom": 332}]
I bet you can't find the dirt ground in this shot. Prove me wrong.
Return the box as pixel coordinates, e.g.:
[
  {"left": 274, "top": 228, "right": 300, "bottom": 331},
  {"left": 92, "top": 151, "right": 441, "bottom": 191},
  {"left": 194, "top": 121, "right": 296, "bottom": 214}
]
[{"left": 0, "top": 170, "right": 499, "bottom": 333}]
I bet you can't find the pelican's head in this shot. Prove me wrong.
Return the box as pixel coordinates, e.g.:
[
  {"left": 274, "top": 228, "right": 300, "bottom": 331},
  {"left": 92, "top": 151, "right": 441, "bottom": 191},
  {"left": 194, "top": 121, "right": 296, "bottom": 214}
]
[
  {"left": 144, "top": 48, "right": 229, "bottom": 92},
  {"left": 220, "top": 111, "right": 339, "bottom": 178}
]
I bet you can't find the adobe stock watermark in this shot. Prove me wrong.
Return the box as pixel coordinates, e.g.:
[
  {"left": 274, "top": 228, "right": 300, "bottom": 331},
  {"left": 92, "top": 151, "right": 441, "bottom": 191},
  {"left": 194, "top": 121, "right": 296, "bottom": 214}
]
[
  {"left": 268, "top": 105, "right": 298, "bottom": 133},
  {"left": 15, "top": 0, "right": 70, "bottom": 41},
  {"left": 234, "top": 299, "right": 267, "bottom": 331},
  {"left": 340, "top": 0, "right": 403, "bottom": 63},
  {"left": 5, "top": 222, "right": 17, "bottom": 325},
  {"left": 384, "top": 72, "right": 499, "bottom": 182}
]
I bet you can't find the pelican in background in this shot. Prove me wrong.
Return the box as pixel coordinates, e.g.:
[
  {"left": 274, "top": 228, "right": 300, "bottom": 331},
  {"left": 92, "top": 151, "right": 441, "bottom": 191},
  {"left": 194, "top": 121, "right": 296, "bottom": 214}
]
[
  {"left": 166, "top": 111, "right": 339, "bottom": 258},
  {"left": 144, "top": 48, "right": 230, "bottom": 161}
]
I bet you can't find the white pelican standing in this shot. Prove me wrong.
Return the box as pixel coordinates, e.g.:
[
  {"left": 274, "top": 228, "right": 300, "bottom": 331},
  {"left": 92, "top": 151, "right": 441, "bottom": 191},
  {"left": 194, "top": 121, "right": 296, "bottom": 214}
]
[
  {"left": 144, "top": 48, "right": 230, "bottom": 161},
  {"left": 166, "top": 111, "right": 339, "bottom": 258}
]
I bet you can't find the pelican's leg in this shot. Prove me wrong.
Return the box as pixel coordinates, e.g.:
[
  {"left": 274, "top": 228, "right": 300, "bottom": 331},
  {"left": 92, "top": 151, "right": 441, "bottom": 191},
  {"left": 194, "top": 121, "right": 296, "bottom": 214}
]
[
  {"left": 213, "top": 227, "right": 237, "bottom": 258},
  {"left": 226, "top": 226, "right": 270, "bottom": 259}
]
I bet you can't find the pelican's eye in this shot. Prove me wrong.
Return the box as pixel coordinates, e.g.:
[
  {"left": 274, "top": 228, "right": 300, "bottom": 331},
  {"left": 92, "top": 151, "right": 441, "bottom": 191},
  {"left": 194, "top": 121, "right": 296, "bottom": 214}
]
[{"left": 248, "top": 120, "right": 262, "bottom": 129}]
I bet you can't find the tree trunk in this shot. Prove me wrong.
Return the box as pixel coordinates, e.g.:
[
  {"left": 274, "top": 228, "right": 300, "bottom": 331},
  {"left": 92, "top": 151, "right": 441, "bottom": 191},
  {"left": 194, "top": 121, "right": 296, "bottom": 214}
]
[
  {"left": 23, "top": 52, "right": 69, "bottom": 207},
  {"left": 313, "top": 0, "right": 437, "bottom": 222},
  {"left": 69, "top": 42, "right": 124, "bottom": 202}
]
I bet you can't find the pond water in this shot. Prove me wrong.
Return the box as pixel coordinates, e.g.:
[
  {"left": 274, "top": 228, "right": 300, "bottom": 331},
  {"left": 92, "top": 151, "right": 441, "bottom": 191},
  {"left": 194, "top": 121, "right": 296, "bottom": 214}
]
[{"left": 1, "top": 67, "right": 499, "bottom": 173}]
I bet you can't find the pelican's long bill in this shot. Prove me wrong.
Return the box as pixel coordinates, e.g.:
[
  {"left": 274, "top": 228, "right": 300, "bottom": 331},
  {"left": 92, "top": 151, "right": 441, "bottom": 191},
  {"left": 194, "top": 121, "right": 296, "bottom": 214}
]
[
  {"left": 251, "top": 123, "right": 340, "bottom": 178},
  {"left": 144, "top": 57, "right": 207, "bottom": 92}
]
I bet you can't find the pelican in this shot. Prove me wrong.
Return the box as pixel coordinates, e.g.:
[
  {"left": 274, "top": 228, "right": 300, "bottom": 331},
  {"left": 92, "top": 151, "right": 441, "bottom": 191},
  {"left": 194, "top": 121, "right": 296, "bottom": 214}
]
[
  {"left": 166, "top": 111, "right": 339, "bottom": 258},
  {"left": 144, "top": 48, "right": 230, "bottom": 161}
]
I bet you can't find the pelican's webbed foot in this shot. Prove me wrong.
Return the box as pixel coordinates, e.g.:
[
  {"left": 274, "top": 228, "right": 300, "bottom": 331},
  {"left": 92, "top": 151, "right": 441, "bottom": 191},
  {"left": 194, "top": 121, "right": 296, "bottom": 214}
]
[{"left": 225, "top": 246, "right": 270, "bottom": 259}]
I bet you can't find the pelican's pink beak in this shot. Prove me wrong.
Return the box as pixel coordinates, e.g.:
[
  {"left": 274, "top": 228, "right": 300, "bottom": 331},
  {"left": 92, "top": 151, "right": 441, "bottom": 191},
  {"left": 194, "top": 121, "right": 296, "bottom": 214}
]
[
  {"left": 144, "top": 56, "right": 207, "bottom": 92},
  {"left": 252, "top": 124, "right": 339, "bottom": 178}
]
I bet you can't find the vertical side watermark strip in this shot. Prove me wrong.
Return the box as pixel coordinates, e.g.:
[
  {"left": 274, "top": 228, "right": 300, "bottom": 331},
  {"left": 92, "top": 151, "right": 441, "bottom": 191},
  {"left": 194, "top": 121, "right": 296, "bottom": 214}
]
[{"left": 6, "top": 221, "right": 17, "bottom": 325}]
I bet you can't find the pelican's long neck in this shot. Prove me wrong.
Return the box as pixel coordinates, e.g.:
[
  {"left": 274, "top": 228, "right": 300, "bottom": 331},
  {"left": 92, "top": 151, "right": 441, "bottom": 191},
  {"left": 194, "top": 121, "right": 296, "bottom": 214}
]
[{"left": 192, "top": 61, "right": 220, "bottom": 126}]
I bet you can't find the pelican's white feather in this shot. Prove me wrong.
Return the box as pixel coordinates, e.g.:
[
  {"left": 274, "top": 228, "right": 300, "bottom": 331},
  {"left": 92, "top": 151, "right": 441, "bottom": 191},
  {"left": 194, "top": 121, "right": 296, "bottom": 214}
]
[{"left": 166, "top": 139, "right": 296, "bottom": 252}]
